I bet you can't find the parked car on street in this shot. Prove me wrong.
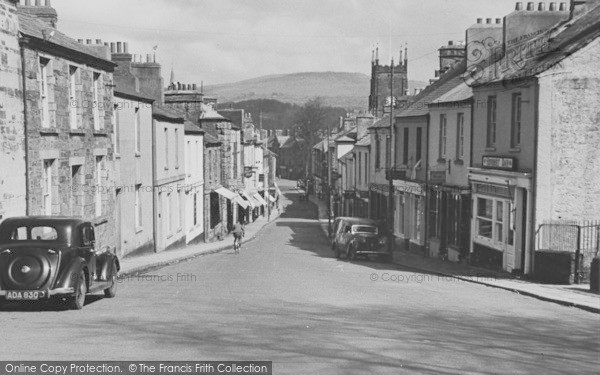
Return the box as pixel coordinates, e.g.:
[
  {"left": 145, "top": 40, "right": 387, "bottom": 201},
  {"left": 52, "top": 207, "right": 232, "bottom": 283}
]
[
  {"left": 330, "top": 217, "right": 391, "bottom": 262},
  {"left": 0, "top": 217, "right": 119, "bottom": 310}
]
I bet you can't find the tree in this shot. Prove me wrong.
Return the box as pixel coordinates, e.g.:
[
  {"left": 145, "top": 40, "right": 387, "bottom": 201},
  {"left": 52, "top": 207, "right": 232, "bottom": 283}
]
[{"left": 294, "top": 97, "right": 344, "bottom": 176}]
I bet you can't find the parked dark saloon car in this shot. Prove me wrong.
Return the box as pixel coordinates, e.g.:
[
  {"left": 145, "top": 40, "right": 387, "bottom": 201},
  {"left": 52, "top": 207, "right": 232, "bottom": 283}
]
[
  {"left": 330, "top": 217, "right": 391, "bottom": 262},
  {"left": 0, "top": 217, "right": 119, "bottom": 310}
]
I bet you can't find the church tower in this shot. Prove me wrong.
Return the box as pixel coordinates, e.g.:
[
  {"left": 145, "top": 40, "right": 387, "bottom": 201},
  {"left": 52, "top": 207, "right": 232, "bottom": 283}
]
[{"left": 368, "top": 47, "right": 408, "bottom": 118}]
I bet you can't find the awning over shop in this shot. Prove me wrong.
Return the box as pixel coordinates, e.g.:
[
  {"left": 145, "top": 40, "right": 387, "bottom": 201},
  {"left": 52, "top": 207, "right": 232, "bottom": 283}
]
[
  {"left": 215, "top": 187, "right": 238, "bottom": 201},
  {"left": 253, "top": 193, "right": 268, "bottom": 206},
  {"left": 274, "top": 182, "right": 282, "bottom": 197},
  {"left": 267, "top": 193, "right": 277, "bottom": 203},
  {"left": 242, "top": 191, "right": 260, "bottom": 208},
  {"left": 235, "top": 195, "right": 250, "bottom": 209}
]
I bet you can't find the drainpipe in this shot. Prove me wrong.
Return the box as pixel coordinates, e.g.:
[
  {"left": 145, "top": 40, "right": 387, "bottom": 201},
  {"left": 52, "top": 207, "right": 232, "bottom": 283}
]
[
  {"left": 19, "top": 35, "right": 30, "bottom": 215},
  {"left": 530, "top": 80, "right": 540, "bottom": 276},
  {"left": 424, "top": 113, "right": 430, "bottom": 257},
  {"left": 152, "top": 116, "right": 157, "bottom": 252}
]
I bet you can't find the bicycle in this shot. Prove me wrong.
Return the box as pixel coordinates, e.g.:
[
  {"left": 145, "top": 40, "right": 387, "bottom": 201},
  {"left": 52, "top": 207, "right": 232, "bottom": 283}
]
[{"left": 233, "top": 240, "right": 241, "bottom": 255}]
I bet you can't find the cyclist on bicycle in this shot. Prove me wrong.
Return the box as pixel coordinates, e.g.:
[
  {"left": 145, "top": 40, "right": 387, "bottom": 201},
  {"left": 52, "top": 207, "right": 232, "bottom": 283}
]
[{"left": 232, "top": 221, "right": 245, "bottom": 254}]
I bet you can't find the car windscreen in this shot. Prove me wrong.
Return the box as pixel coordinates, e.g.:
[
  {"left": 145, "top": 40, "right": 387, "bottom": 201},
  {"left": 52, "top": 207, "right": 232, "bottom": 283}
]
[{"left": 352, "top": 225, "right": 378, "bottom": 234}]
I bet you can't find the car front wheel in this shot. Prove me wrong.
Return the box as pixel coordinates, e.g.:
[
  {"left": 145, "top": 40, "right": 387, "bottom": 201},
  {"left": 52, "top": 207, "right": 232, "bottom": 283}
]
[
  {"left": 104, "top": 261, "right": 118, "bottom": 298},
  {"left": 70, "top": 270, "right": 87, "bottom": 310}
]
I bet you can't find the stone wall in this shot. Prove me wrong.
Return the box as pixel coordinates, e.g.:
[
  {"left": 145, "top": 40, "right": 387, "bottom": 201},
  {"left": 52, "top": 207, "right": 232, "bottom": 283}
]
[
  {"left": 536, "top": 37, "right": 600, "bottom": 223},
  {"left": 0, "top": 0, "right": 26, "bottom": 222},
  {"left": 22, "top": 46, "right": 116, "bottom": 251}
]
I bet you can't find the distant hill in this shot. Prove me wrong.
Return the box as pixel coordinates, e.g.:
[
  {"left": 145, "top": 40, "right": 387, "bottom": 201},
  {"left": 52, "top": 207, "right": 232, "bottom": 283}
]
[{"left": 205, "top": 72, "right": 428, "bottom": 110}]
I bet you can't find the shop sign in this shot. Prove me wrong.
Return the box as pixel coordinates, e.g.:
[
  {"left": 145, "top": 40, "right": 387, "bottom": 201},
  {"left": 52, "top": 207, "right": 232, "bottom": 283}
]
[
  {"left": 482, "top": 156, "right": 516, "bottom": 171},
  {"left": 393, "top": 180, "right": 424, "bottom": 195}
]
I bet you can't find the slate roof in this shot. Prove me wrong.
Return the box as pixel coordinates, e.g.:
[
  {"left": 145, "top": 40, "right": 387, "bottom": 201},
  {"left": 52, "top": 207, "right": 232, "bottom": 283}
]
[
  {"left": 355, "top": 135, "right": 371, "bottom": 147},
  {"left": 184, "top": 120, "right": 204, "bottom": 134},
  {"left": 153, "top": 107, "right": 185, "bottom": 123},
  {"left": 397, "top": 59, "right": 467, "bottom": 118},
  {"left": 204, "top": 133, "right": 221, "bottom": 145},
  {"left": 369, "top": 116, "right": 391, "bottom": 129},
  {"left": 18, "top": 11, "right": 114, "bottom": 68},
  {"left": 429, "top": 81, "right": 473, "bottom": 105},
  {"left": 114, "top": 87, "right": 155, "bottom": 103},
  {"left": 476, "top": 4, "right": 600, "bottom": 85}
]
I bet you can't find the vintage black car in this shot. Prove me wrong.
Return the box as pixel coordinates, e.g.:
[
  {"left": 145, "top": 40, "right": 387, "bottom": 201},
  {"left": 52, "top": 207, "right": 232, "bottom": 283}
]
[
  {"left": 0, "top": 217, "right": 119, "bottom": 310},
  {"left": 330, "top": 217, "right": 391, "bottom": 261}
]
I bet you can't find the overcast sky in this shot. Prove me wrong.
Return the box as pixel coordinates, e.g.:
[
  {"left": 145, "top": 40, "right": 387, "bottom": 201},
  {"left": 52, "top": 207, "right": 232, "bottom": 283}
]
[{"left": 52, "top": 0, "right": 518, "bottom": 85}]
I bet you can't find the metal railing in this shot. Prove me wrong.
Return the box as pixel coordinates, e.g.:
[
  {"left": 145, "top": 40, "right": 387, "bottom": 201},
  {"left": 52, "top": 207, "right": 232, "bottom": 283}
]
[{"left": 536, "top": 220, "right": 600, "bottom": 283}]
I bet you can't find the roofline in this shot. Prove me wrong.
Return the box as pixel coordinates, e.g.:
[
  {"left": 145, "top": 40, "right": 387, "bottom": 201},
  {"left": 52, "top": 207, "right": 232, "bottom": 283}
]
[
  {"left": 114, "top": 90, "right": 155, "bottom": 104},
  {"left": 19, "top": 34, "right": 117, "bottom": 72}
]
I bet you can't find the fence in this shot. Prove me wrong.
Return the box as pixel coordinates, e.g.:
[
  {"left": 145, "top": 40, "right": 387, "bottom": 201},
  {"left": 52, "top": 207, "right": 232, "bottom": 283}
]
[{"left": 536, "top": 220, "right": 600, "bottom": 283}]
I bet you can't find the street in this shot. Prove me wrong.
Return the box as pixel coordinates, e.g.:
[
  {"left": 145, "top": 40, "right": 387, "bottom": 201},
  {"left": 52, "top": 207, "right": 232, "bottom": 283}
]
[{"left": 1, "top": 182, "right": 599, "bottom": 375}]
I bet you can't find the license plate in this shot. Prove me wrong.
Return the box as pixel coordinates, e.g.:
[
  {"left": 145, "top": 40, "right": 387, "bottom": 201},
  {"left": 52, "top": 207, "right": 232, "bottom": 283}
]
[{"left": 5, "top": 290, "right": 45, "bottom": 301}]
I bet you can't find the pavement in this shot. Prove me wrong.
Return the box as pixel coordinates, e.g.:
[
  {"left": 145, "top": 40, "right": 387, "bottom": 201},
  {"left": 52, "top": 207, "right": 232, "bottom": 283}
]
[
  {"left": 308, "top": 193, "right": 600, "bottom": 314},
  {"left": 119, "top": 204, "right": 284, "bottom": 277}
]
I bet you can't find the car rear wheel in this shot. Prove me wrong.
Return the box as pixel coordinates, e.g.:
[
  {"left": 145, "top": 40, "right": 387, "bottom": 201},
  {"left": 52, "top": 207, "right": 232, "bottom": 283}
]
[
  {"left": 104, "top": 261, "right": 118, "bottom": 298},
  {"left": 69, "top": 270, "right": 86, "bottom": 310}
]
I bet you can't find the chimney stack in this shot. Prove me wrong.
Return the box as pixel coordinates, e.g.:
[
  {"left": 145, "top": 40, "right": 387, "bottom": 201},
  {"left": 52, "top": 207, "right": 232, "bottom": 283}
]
[
  {"left": 123, "top": 42, "right": 129, "bottom": 53},
  {"left": 516, "top": 2, "right": 523, "bottom": 10},
  {"left": 477, "top": 18, "right": 483, "bottom": 23},
  {"left": 486, "top": 18, "right": 492, "bottom": 23},
  {"left": 526, "top": 2, "right": 535, "bottom": 10},
  {"left": 549, "top": 2, "right": 556, "bottom": 10},
  {"left": 538, "top": 2, "right": 546, "bottom": 10},
  {"left": 570, "top": 0, "right": 600, "bottom": 19},
  {"left": 117, "top": 42, "right": 122, "bottom": 53}
]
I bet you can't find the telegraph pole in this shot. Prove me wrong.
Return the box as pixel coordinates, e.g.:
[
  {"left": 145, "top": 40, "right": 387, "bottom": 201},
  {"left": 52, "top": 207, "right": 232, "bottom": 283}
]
[
  {"left": 260, "top": 111, "right": 270, "bottom": 222},
  {"left": 388, "top": 58, "right": 395, "bottom": 254}
]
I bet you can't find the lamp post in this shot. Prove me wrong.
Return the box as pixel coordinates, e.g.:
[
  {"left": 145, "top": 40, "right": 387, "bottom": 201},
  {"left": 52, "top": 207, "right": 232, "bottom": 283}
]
[
  {"left": 327, "top": 120, "right": 332, "bottom": 235},
  {"left": 387, "top": 58, "right": 395, "bottom": 254}
]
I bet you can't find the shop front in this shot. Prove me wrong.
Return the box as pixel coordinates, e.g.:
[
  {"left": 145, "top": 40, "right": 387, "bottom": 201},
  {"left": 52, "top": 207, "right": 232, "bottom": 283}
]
[
  {"left": 469, "top": 158, "right": 533, "bottom": 274},
  {"left": 392, "top": 180, "right": 426, "bottom": 253},
  {"left": 427, "top": 185, "right": 471, "bottom": 262}
]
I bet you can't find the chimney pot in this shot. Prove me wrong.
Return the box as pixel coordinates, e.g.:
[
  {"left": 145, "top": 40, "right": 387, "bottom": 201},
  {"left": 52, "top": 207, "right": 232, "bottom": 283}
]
[
  {"left": 25, "top": 0, "right": 31, "bottom": 5},
  {"left": 104, "top": 42, "right": 108, "bottom": 47},
  {"left": 527, "top": 2, "right": 535, "bottom": 10},
  {"left": 86, "top": 39, "right": 92, "bottom": 44},
  {"left": 538, "top": 2, "right": 545, "bottom": 10},
  {"left": 96, "top": 39, "right": 102, "bottom": 44},
  {"left": 477, "top": 18, "right": 483, "bottom": 23},
  {"left": 35, "top": 0, "right": 41, "bottom": 6},
  {"left": 486, "top": 18, "right": 492, "bottom": 23},
  {"left": 146, "top": 54, "right": 151, "bottom": 63},
  {"left": 153, "top": 54, "right": 156, "bottom": 63},
  {"left": 110, "top": 42, "right": 115, "bottom": 53},
  {"left": 193, "top": 84, "right": 197, "bottom": 90},
  {"left": 45, "top": 0, "right": 51, "bottom": 6},
  {"left": 77, "top": 39, "right": 83, "bottom": 43},
  {"left": 116, "top": 42, "right": 122, "bottom": 53},
  {"left": 559, "top": 2, "right": 566, "bottom": 11},
  {"left": 496, "top": 18, "right": 502, "bottom": 23},
  {"left": 549, "top": 2, "right": 556, "bottom": 10},
  {"left": 515, "top": 2, "right": 523, "bottom": 10},
  {"left": 448, "top": 40, "right": 453, "bottom": 46}
]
